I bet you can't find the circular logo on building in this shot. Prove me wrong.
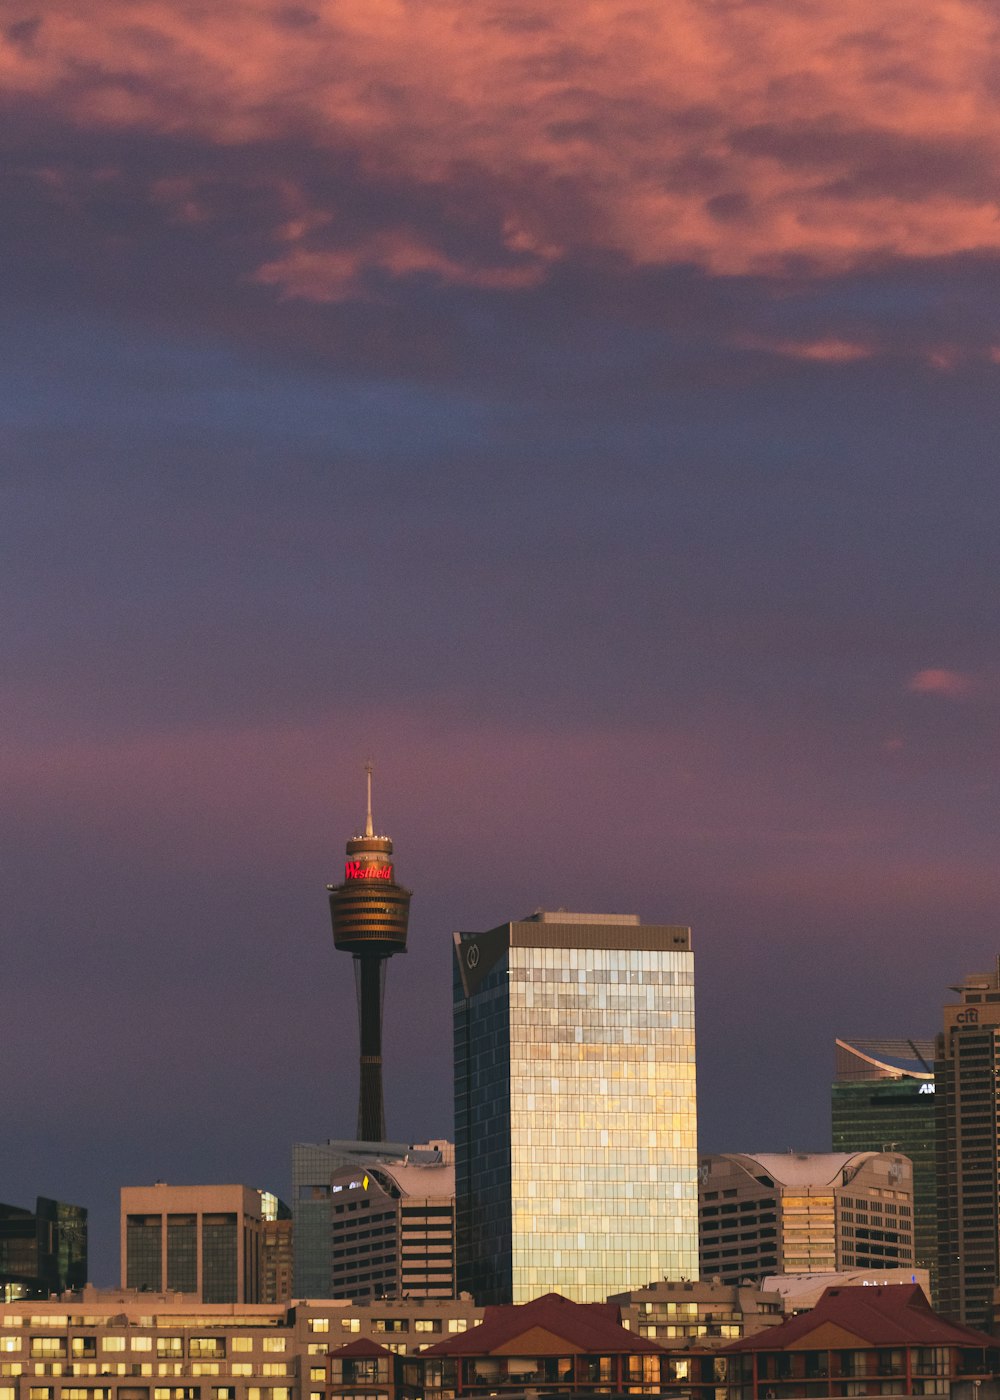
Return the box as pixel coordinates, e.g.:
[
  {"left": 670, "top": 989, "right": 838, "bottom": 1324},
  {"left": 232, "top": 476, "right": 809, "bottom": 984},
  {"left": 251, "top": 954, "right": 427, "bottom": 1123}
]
[{"left": 466, "top": 943, "right": 480, "bottom": 968}]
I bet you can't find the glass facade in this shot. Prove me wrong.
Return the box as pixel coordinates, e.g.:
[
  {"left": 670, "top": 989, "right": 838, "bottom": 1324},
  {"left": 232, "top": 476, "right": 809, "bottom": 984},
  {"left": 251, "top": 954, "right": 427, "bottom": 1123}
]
[
  {"left": 455, "top": 915, "right": 698, "bottom": 1303},
  {"left": 202, "top": 1216, "right": 237, "bottom": 1304},
  {"left": 0, "top": 1199, "right": 87, "bottom": 1300},
  {"left": 832, "top": 1075, "right": 937, "bottom": 1283},
  {"left": 166, "top": 1218, "right": 197, "bottom": 1294},
  {"left": 125, "top": 1218, "right": 161, "bottom": 1293}
]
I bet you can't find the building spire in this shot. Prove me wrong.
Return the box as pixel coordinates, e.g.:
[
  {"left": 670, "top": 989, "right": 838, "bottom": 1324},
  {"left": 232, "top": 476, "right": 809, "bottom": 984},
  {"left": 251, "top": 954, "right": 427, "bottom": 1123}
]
[{"left": 364, "top": 760, "right": 374, "bottom": 839}]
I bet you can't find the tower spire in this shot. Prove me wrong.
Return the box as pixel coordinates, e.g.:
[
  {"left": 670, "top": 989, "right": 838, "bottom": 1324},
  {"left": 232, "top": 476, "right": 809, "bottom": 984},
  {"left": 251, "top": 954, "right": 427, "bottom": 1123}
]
[{"left": 364, "top": 760, "right": 374, "bottom": 839}]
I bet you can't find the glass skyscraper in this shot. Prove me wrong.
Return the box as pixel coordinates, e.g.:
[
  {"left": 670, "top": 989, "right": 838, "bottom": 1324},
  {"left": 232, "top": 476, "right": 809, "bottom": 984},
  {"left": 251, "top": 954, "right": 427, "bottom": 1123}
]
[
  {"left": 831, "top": 1038, "right": 937, "bottom": 1291},
  {"left": 453, "top": 910, "right": 697, "bottom": 1304}
]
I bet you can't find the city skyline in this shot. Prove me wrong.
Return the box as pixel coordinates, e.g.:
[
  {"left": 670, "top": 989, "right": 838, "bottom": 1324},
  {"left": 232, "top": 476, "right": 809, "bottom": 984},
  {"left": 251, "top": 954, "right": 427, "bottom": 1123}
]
[{"left": 6, "top": 0, "right": 1000, "bottom": 1292}]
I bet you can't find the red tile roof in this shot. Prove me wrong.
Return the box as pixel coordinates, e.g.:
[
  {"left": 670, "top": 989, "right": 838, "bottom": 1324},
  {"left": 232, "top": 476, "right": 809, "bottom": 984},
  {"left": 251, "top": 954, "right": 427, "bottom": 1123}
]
[
  {"left": 328, "top": 1337, "right": 396, "bottom": 1360},
  {"left": 420, "top": 1293, "right": 664, "bottom": 1357},
  {"left": 722, "top": 1285, "right": 997, "bottom": 1353}
]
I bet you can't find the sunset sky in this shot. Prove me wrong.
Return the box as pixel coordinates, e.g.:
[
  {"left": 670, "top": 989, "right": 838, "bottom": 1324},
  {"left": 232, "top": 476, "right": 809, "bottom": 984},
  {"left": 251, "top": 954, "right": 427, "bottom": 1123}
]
[{"left": 4, "top": 0, "right": 1000, "bottom": 1281}]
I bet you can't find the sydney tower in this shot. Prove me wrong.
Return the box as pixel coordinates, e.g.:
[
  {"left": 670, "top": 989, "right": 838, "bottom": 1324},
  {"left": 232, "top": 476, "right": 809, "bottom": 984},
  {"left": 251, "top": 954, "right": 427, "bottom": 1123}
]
[{"left": 328, "top": 765, "right": 412, "bottom": 1142}]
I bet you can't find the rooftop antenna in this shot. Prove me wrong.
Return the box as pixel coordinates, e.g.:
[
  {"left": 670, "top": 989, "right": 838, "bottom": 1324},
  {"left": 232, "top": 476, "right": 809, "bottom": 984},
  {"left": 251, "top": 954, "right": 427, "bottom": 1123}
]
[{"left": 364, "top": 759, "right": 375, "bottom": 838}]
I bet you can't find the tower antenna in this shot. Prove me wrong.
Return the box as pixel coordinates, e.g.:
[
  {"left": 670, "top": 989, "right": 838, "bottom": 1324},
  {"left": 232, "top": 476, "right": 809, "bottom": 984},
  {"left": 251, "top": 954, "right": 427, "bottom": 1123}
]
[{"left": 364, "top": 759, "right": 374, "bottom": 838}]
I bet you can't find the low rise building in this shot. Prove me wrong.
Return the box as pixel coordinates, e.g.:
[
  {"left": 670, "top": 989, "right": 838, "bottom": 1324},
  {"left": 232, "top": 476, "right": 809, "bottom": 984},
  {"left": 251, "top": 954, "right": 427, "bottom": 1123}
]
[
  {"left": 0, "top": 1284, "right": 482, "bottom": 1400},
  {"left": 721, "top": 1283, "right": 998, "bottom": 1399},
  {"left": 608, "top": 1279, "right": 784, "bottom": 1345},
  {"left": 409, "top": 1292, "right": 674, "bottom": 1400}
]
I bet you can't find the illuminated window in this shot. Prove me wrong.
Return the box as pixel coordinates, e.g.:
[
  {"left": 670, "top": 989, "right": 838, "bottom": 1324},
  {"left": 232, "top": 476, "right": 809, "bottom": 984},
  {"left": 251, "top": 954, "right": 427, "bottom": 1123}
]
[
  {"left": 101, "top": 1340, "right": 126, "bottom": 1354},
  {"left": 0, "top": 1342, "right": 19, "bottom": 1354},
  {"left": 230, "top": 1339, "right": 253, "bottom": 1354},
  {"left": 261, "top": 1340, "right": 286, "bottom": 1354},
  {"left": 131, "top": 1339, "right": 152, "bottom": 1353},
  {"left": 307, "top": 1320, "right": 329, "bottom": 1334},
  {"left": 262, "top": 1365, "right": 286, "bottom": 1377}
]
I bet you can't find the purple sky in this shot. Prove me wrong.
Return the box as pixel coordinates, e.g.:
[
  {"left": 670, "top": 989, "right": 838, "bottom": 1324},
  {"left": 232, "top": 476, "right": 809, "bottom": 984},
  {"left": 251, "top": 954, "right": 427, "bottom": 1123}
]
[{"left": 4, "top": 0, "right": 1000, "bottom": 1284}]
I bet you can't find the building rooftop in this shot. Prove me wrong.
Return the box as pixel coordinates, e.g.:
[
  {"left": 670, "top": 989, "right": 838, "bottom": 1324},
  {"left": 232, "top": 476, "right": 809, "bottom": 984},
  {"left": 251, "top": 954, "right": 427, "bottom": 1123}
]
[
  {"left": 420, "top": 1293, "right": 663, "bottom": 1357},
  {"left": 721, "top": 1151, "right": 890, "bottom": 1187},
  {"left": 723, "top": 1284, "right": 996, "bottom": 1352}
]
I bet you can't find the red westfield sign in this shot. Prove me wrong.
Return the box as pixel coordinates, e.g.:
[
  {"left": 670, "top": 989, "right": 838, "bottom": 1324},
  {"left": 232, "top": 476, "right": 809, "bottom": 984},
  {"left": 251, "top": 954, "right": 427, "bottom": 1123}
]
[{"left": 345, "top": 861, "right": 393, "bottom": 880}]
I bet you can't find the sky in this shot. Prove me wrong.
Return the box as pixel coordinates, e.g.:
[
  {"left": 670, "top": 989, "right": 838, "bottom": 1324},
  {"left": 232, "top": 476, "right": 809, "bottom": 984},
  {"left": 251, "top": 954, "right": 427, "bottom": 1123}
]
[{"left": 3, "top": 0, "right": 1000, "bottom": 1285}]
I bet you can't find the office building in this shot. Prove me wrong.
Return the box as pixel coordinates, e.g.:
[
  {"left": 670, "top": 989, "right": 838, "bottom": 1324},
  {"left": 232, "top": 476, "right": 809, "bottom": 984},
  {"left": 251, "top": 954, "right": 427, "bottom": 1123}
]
[
  {"left": 259, "top": 1195, "right": 293, "bottom": 1305},
  {"left": 327, "top": 1152, "right": 455, "bottom": 1302},
  {"left": 831, "top": 1037, "right": 938, "bottom": 1289},
  {"left": 0, "top": 1198, "right": 87, "bottom": 1301},
  {"left": 292, "top": 1140, "right": 451, "bottom": 1298},
  {"left": 935, "top": 961, "right": 1000, "bottom": 1326},
  {"left": 699, "top": 1151, "right": 915, "bottom": 1282},
  {"left": 327, "top": 765, "right": 412, "bottom": 1143},
  {"left": 453, "top": 909, "right": 698, "bottom": 1304},
  {"left": 121, "top": 1184, "right": 281, "bottom": 1303}
]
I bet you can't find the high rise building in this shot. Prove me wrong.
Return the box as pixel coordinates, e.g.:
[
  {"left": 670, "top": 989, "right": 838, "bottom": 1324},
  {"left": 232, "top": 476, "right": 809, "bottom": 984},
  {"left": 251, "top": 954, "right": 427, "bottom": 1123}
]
[
  {"left": 453, "top": 909, "right": 698, "bottom": 1304},
  {"left": 935, "top": 962, "right": 1000, "bottom": 1325},
  {"left": 831, "top": 1038, "right": 938, "bottom": 1288},
  {"left": 698, "top": 1151, "right": 916, "bottom": 1282},
  {"left": 0, "top": 1197, "right": 87, "bottom": 1301},
  {"left": 120, "top": 1183, "right": 279, "bottom": 1303},
  {"left": 327, "top": 766, "right": 412, "bottom": 1143},
  {"left": 292, "top": 1140, "right": 451, "bottom": 1298}
]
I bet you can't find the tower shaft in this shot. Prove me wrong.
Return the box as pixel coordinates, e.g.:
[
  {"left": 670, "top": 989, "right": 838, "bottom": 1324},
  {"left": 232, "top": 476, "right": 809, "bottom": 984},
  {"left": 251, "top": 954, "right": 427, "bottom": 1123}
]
[{"left": 355, "top": 954, "right": 388, "bottom": 1141}]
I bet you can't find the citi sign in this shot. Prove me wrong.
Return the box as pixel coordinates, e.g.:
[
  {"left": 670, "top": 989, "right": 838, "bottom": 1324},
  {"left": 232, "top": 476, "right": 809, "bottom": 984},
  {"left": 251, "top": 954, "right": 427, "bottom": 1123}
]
[{"left": 345, "top": 861, "right": 393, "bottom": 880}]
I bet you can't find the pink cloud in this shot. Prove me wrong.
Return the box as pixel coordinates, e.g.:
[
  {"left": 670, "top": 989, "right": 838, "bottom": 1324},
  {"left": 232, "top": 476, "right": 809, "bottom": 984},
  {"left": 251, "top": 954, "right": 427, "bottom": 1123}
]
[
  {"left": 907, "top": 667, "right": 976, "bottom": 699},
  {"left": 5, "top": 0, "right": 1000, "bottom": 295},
  {"left": 741, "top": 335, "right": 876, "bottom": 362}
]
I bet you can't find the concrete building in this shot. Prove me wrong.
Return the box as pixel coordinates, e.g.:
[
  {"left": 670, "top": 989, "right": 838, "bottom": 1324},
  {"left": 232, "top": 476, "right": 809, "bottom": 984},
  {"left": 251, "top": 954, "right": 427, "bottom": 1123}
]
[
  {"left": 453, "top": 909, "right": 698, "bottom": 1303},
  {"left": 699, "top": 1151, "right": 916, "bottom": 1283},
  {"left": 0, "top": 1199, "right": 87, "bottom": 1301},
  {"left": 831, "top": 1037, "right": 938, "bottom": 1289},
  {"left": 121, "top": 1185, "right": 279, "bottom": 1304},
  {"left": 292, "top": 1142, "right": 452, "bottom": 1299},
  {"left": 607, "top": 1279, "right": 784, "bottom": 1345},
  {"left": 0, "top": 1288, "right": 484, "bottom": 1400},
  {"left": 326, "top": 1153, "right": 455, "bottom": 1302},
  {"left": 935, "top": 961, "right": 1000, "bottom": 1326}
]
